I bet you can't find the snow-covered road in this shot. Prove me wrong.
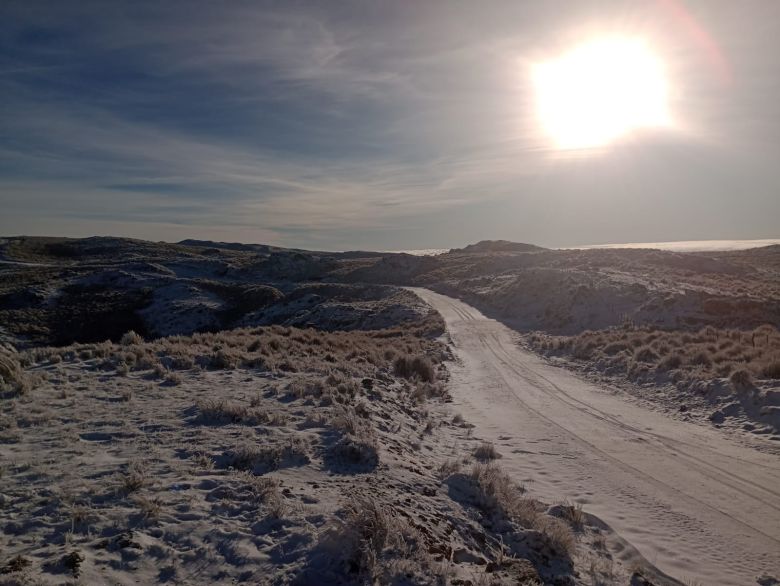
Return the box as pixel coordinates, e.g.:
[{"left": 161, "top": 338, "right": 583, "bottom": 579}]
[{"left": 412, "top": 288, "right": 780, "bottom": 586}]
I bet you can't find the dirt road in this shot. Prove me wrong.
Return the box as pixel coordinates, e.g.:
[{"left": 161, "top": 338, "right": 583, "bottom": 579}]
[{"left": 413, "top": 288, "right": 780, "bottom": 586}]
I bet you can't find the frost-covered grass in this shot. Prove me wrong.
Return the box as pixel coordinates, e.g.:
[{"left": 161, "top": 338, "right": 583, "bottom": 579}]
[{"left": 528, "top": 324, "right": 780, "bottom": 387}]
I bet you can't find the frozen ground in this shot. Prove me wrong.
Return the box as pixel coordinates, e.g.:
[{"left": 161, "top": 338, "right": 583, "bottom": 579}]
[
  {"left": 413, "top": 287, "right": 780, "bottom": 586},
  {"left": 0, "top": 324, "right": 646, "bottom": 585}
]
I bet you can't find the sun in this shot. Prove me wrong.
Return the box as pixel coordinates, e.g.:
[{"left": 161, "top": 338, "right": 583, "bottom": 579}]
[{"left": 532, "top": 37, "right": 671, "bottom": 150}]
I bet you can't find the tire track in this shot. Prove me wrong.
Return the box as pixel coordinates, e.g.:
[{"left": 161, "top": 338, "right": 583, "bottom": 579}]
[
  {"left": 479, "top": 331, "right": 780, "bottom": 545},
  {"left": 485, "top": 334, "right": 780, "bottom": 509}
]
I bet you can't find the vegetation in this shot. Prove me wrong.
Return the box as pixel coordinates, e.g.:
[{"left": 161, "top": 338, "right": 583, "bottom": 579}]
[{"left": 528, "top": 324, "right": 780, "bottom": 388}]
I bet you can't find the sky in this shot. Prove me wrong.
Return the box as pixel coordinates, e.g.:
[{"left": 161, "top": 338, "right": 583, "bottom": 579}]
[{"left": 1, "top": 0, "right": 779, "bottom": 251}]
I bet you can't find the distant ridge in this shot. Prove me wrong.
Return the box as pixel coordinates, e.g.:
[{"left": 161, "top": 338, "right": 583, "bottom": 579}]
[
  {"left": 178, "top": 239, "right": 288, "bottom": 254},
  {"left": 450, "top": 240, "right": 546, "bottom": 254},
  {"left": 178, "top": 239, "right": 388, "bottom": 258}
]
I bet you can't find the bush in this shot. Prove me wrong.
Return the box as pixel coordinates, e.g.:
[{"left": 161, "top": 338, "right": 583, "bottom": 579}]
[
  {"left": 393, "top": 354, "right": 435, "bottom": 383},
  {"left": 120, "top": 330, "right": 143, "bottom": 346},
  {"left": 633, "top": 346, "right": 659, "bottom": 363},
  {"left": 529, "top": 324, "right": 780, "bottom": 394},
  {"left": 730, "top": 369, "right": 754, "bottom": 390},
  {"left": 210, "top": 348, "right": 239, "bottom": 369},
  {"left": 473, "top": 442, "right": 500, "bottom": 461},
  {"left": 760, "top": 361, "right": 780, "bottom": 379},
  {"left": 328, "top": 433, "right": 379, "bottom": 470},
  {"left": 689, "top": 351, "right": 712, "bottom": 367},
  {"left": 319, "top": 497, "right": 423, "bottom": 580},
  {"left": 196, "top": 399, "right": 276, "bottom": 426},
  {"left": 657, "top": 354, "right": 682, "bottom": 371},
  {"left": 0, "top": 352, "right": 31, "bottom": 395}
]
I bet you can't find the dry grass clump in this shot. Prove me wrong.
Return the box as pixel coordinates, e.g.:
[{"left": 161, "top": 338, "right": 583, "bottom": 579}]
[
  {"left": 329, "top": 434, "right": 379, "bottom": 470},
  {"left": 118, "top": 461, "right": 148, "bottom": 494},
  {"left": 209, "top": 347, "right": 240, "bottom": 369},
  {"left": 196, "top": 399, "right": 285, "bottom": 426},
  {"left": 393, "top": 354, "right": 436, "bottom": 383},
  {"left": 18, "top": 319, "right": 446, "bottom": 391},
  {"left": 454, "top": 463, "right": 576, "bottom": 558},
  {"left": 2, "top": 554, "right": 32, "bottom": 574},
  {"left": 216, "top": 471, "right": 286, "bottom": 518},
  {"left": 134, "top": 495, "right": 163, "bottom": 522},
  {"left": 411, "top": 381, "right": 448, "bottom": 403},
  {"left": 556, "top": 500, "right": 585, "bottom": 530},
  {"left": 729, "top": 369, "right": 754, "bottom": 392},
  {"left": 223, "top": 439, "right": 309, "bottom": 474},
  {"left": 0, "top": 351, "right": 32, "bottom": 395},
  {"left": 319, "top": 496, "right": 426, "bottom": 581},
  {"left": 473, "top": 442, "right": 501, "bottom": 461},
  {"left": 328, "top": 407, "right": 379, "bottom": 470},
  {"left": 529, "top": 324, "right": 780, "bottom": 388},
  {"left": 120, "top": 330, "right": 144, "bottom": 346},
  {"left": 466, "top": 463, "right": 538, "bottom": 527}
]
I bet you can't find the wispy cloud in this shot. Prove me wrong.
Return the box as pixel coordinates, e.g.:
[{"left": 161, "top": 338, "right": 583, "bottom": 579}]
[{"left": 1, "top": 1, "right": 778, "bottom": 249}]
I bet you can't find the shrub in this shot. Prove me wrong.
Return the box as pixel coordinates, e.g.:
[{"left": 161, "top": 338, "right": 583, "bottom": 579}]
[
  {"left": 730, "top": 369, "right": 754, "bottom": 390},
  {"left": 164, "top": 372, "right": 183, "bottom": 386},
  {"left": 329, "top": 434, "right": 379, "bottom": 470},
  {"left": 119, "top": 462, "right": 147, "bottom": 493},
  {"left": 393, "top": 355, "right": 435, "bottom": 383},
  {"left": 0, "top": 352, "right": 31, "bottom": 395},
  {"left": 657, "top": 354, "right": 682, "bottom": 371},
  {"left": 120, "top": 330, "right": 143, "bottom": 346},
  {"left": 319, "top": 497, "right": 424, "bottom": 580},
  {"left": 534, "top": 516, "right": 577, "bottom": 558},
  {"left": 473, "top": 442, "right": 500, "bottom": 461},
  {"left": 572, "top": 341, "right": 595, "bottom": 360},
  {"left": 689, "top": 351, "right": 712, "bottom": 368},
  {"left": 210, "top": 348, "right": 239, "bottom": 369},
  {"left": 196, "top": 399, "right": 274, "bottom": 426},
  {"left": 468, "top": 463, "right": 536, "bottom": 526},
  {"left": 633, "top": 346, "right": 659, "bottom": 363},
  {"left": 223, "top": 440, "right": 309, "bottom": 474},
  {"left": 760, "top": 361, "right": 780, "bottom": 379}
]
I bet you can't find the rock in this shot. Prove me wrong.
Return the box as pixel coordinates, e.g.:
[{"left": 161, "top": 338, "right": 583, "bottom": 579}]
[
  {"left": 630, "top": 572, "right": 657, "bottom": 586},
  {"left": 452, "top": 548, "right": 486, "bottom": 564},
  {"left": 709, "top": 410, "right": 725, "bottom": 424}
]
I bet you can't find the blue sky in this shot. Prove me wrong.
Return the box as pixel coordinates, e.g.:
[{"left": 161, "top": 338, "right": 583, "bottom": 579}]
[{"left": 1, "top": 0, "right": 778, "bottom": 250}]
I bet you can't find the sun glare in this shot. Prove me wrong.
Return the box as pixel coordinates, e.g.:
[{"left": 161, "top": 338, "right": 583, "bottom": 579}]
[{"left": 532, "top": 37, "right": 671, "bottom": 150}]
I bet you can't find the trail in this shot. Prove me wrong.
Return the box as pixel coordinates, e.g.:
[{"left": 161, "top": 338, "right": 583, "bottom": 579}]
[{"left": 412, "top": 288, "right": 780, "bottom": 586}]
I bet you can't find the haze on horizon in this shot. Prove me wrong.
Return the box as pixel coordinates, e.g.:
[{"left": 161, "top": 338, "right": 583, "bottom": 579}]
[{"left": 1, "top": 0, "right": 779, "bottom": 251}]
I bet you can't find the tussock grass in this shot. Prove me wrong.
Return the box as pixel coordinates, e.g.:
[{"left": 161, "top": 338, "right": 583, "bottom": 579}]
[
  {"left": 196, "top": 399, "right": 286, "bottom": 426},
  {"left": 319, "top": 496, "right": 426, "bottom": 580},
  {"left": 393, "top": 354, "right": 436, "bottom": 383},
  {"left": 0, "top": 351, "right": 32, "bottom": 395},
  {"left": 22, "top": 322, "right": 445, "bottom": 386},
  {"left": 456, "top": 463, "right": 576, "bottom": 558},
  {"left": 223, "top": 438, "right": 309, "bottom": 473},
  {"left": 473, "top": 442, "right": 501, "bottom": 461},
  {"left": 120, "top": 330, "right": 144, "bottom": 346},
  {"left": 119, "top": 462, "right": 147, "bottom": 494},
  {"left": 529, "top": 324, "right": 780, "bottom": 388},
  {"left": 467, "top": 462, "right": 537, "bottom": 527}
]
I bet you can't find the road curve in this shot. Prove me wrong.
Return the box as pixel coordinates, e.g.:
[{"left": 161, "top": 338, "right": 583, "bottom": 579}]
[{"left": 412, "top": 288, "right": 780, "bottom": 586}]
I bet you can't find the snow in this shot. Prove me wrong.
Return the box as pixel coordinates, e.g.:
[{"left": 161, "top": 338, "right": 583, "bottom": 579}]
[{"left": 412, "top": 287, "right": 780, "bottom": 586}]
